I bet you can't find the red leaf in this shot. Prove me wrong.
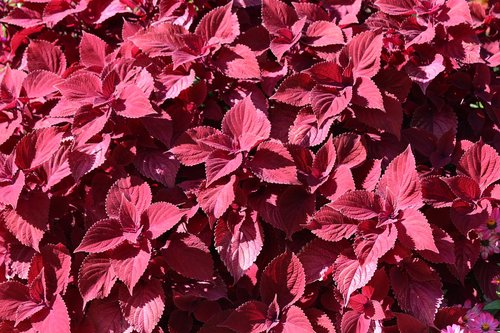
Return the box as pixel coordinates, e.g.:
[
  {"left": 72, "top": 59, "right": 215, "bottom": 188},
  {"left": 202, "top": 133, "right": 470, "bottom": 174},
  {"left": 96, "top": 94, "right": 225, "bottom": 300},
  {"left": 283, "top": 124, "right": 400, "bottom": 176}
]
[
  {"left": 222, "top": 95, "right": 271, "bottom": 151},
  {"left": 303, "top": 20, "right": 344, "bottom": 47},
  {"left": 143, "top": 202, "right": 184, "bottom": 239},
  {"left": 221, "top": 301, "right": 268, "bottom": 333},
  {"left": 78, "top": 254, "right": 117, "bottom": 305},
  {"left": 271, "top": 73, "right": 315, "bottom": 107},
  {"left": 390, "top": 259, "right": 443, "bottom": 325},
  {"left": 86, "top": 298, "right": 131, "bottom": 333},
  {"left": 260, "top": 252, "right": 305, "bottom": 308},
  {"left": 304, "top": 308, "right": 336, "bottom": 333},
  {"left": 110, "top": 239, "right": 152, "bottom": 294},
  {"left": 69, "top": 134, "right": 111, "bottom": 180},
  {"left": 119, "top": 279, "right": 166, "bottom": 333},
  {"left": 355, "top": 222, "right": 397, "bottom": 266},
  {"left": 3, "top": 191, "right": 50, "bottom": 251},
  {"left": 247, "top": 140, "right": 299, "bottom": 185},
  {"left": 262, "top": 0, "right": 298, "bottom": 34},
  {"left": 374, "top": 0, "right": 415, "bottom": 15},
  {"left": 215, "top": 210, "right": 264, "bottom": 282},
  {"left": 418, "top": 226, "right": 456, "bottom": 264},
  {"left": 308, "top": 136, "right": 336, "bottom": 191},
  {"left": 129, "top": 23, "right": 187, "bottom": 57},
  {"left": 0, "top": 281, "right": 30, "bottom": 321},
  {"left": 163, "top": 233, "right": 214, "bottom": 280},
  {"left": 55, "top": 72, "right": 102, "bottom": 103},
  {"left": 352, "top": 77, "right": 384, "bottom": 110},
  {"left": 333, "top": 133, "right": 367, "bottom": 168},
  {"left": 298, "top": 238, "right": 344, "bottom": 284},
  {"left": 195, "top": 1, "right": 240, "bottom": 46},
  {"left": 75, "top": 219, "right": 125, "bottom": 253},
  {"left": 115, "top": 85, "right": 156, "bottom": 118},
  {"left": 15, "top": 127, "right": 64, "bottom": 170},
  {"left": 134, "top": 150, "right": 179, "bottom": 188},
  {"left": 340, "top": 310, "right": 370, "bottom": 333},
  {"left": 26, "top": 40, "right": 66, "bottom": 75}
]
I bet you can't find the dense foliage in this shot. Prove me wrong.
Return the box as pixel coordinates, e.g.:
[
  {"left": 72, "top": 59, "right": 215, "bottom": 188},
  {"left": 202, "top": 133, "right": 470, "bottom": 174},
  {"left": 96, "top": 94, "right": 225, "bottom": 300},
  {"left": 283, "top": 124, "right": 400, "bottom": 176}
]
[{"left": 0, "top": 0, "right": 499, "bottom": 332}]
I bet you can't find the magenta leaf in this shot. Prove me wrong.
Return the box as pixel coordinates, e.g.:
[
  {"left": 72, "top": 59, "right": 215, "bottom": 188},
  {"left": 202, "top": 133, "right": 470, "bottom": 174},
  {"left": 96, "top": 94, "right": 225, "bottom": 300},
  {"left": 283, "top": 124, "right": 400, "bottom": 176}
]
[{"left": 78, "top": 254, "right": 117, "bottom": 305}]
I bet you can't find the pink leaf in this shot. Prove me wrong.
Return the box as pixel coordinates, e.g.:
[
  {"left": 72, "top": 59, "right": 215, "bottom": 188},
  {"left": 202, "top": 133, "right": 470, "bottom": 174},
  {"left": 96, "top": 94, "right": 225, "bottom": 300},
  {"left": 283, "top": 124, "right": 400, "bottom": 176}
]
[
  {"left": 276, "top": 305, "right": 315, "bottom": 333},
  {"left": 119, "top": 279, "right": 166, "bottom": 333},
  {"left": 418, "top": 226, "right": 456, "bottom": 264},
  {"left": 222, "top": 95, "right": 271, "bottom": 151},
  {"left": 355, "top": 222, "right": 397, "bottom": 266},
  {"left": 115, "top": 85, "right": 156, "bottom": 118},
  {"left": 78, "top": 254, "right": 117, "bottom": 305},
  {"left": 374, "top": 0, "right": 415, "bottom": 15},
  {"left": 215, "top": 210, "right": 264, "bottom": 282},
  {"left": 397, "top": 208, "right": 439, "bottom": 253},
  {"left": 247, "top": 140, "right": 299, "bottom": 185},
  {"left": 198, "top": 175, "right": 237, "bottom": 218},
  {"left": 341, "top": 310, "right": 370, "bottom": 333},
  {"left": 333, "top": 250, "right": 377, "bottom": 303},
  {"left": 170, "top": 127, "right": 222, "bottom": 166},
  {"left": 110, "top": 240, "right": 152, "bottom": 294},
  {"left": 143, "top": 202, "right": 185, "bottom": 239},
  {"left": 390, "top": 259, "right": 443, "bottom": 325},
  {"left": 405, "top": 54, "right": 445, "bottom": 93},
  {"left": 303, "top": 20, "right": 344, "bottom": 47},
  {"left": 194, "top": 1, "right": 240, "bottom": 46},
  {"left": 352, "top": 77, "right": 384, "bottom": 110},
  {"left": 260, "top": 252, "right": 305, "bottom": 308},
  {"left": 163, "top": 233, "right": 214, "bottom": 280},
  {"left": 457, "top": 141, "right": 500, "bottom": 192},
  {"left": 75, "top": 219, "right": 125, "bottom": 253},
  {"left": 31, "top": 295, "right": 70, "bottom": 333},
  {"left": 310, "top": 205, "right": 358, "bottom": 242},
  {"left": 330, "top": 191, "right": 381, "bottom": 220},
  {"left": 205, "top": 150, "right": 243, "bottom": 186},
  {"left": 55, "top": 72, "right": 102, "bottom": 103},
  {"left": 86, "top": 299, "right": 131, "bottom": 333},
  {"left": 304, "top": 308, "right": 336, "bottom": 333},
  {"left": 129, "top": 23, "right": 187, "bottom": 57},
  {"left": 79, "top": 32, "right": 108, "bottom": 69},
  {"left": 333, "top": 133, "right": 367, "bottom": 168},
  {"left": 339, "top": 31, "right": 383, "bottom": 78},
  {"left": 377, "top": 146, "right": 423, "bottom": 211},
  {"left": 106, "top": 176, "right": 152, "bottom": 219},
  {"left": 15, "top": 127, "right": 64, "bottom": 170},
  {"left": 214, "top": 44, "right": 260, "bottom": 80},
  {"left": 22, "top": 70, "right": 62, "bottom": 98}
]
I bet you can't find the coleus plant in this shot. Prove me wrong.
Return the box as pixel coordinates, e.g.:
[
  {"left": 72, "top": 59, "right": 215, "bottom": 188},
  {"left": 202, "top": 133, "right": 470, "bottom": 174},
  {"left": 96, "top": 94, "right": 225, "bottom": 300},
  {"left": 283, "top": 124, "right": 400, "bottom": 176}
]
[{"left": 0, "top": 0, "right": 499, "bottom": 332}]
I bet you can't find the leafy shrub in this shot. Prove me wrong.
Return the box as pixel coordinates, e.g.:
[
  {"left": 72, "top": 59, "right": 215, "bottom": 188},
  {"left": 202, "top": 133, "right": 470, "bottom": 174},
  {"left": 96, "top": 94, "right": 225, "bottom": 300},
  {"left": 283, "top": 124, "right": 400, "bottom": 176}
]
[{"left": 0, "top": 0, "right": 499, "bottom": 332}]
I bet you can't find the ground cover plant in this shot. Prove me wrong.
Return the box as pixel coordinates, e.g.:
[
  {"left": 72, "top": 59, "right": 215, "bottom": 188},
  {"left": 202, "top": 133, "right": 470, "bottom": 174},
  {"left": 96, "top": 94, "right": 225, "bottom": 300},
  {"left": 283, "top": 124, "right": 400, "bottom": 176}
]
[{"left": 0, "top": 0, "right": 499, "bottom": 332}]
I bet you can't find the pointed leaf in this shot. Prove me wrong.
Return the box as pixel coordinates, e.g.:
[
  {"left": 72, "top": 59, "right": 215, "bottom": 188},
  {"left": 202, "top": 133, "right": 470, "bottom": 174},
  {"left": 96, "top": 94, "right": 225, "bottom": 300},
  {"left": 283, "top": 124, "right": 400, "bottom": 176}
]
[{"left": 75, "top": 219, "right": 125, "bottom": 253}]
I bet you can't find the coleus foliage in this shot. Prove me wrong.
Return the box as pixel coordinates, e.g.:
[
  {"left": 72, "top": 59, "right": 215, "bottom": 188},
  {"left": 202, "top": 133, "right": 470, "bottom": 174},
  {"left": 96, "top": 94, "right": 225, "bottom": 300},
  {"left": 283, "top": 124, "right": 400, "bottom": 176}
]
[{"left": 0, "top": 0, "right": 499, "bottom": 332}]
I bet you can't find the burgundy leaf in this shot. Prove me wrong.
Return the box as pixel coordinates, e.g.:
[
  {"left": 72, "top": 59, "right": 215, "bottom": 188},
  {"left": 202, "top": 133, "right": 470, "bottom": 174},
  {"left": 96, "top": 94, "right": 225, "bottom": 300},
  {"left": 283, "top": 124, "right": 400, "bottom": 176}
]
[
  {"left": 78, "top": 254, "right": 117, "bottom": 305},
  {"left": 260, "top": 252, "right": 305, "bottom": 308},
  {"left": 247, "top": 140, "right": 299, "bottom": 185}
]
